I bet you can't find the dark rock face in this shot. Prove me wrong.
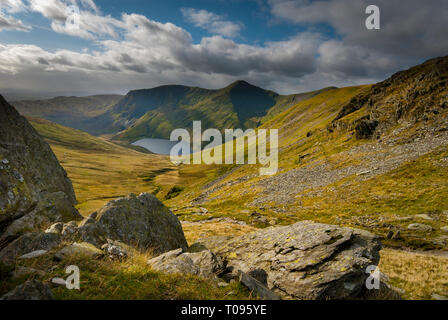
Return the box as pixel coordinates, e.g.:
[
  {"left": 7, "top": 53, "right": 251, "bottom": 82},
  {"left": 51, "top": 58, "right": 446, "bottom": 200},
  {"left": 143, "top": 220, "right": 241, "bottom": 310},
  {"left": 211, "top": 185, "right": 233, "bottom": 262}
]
[
  {"left": 0, "top": 280, "right": 54, "bottom": 300},
  {"left": 75, "top": 193, "right": 188, "bottom": 253},
  {"left": 354, "top": 118, "right": 379, "bottom": 139},
  {"left": 334, "top": 55, "right": 448, "bottom": 139},
  {"left": 198, "top": 221, "right": 382, "bottom": 300},
  {"left": 0, "top": 95, "right": 81, "bottom": 245},
  {"left": 0, "top": 232, "right": 61, "bottom": 263}
]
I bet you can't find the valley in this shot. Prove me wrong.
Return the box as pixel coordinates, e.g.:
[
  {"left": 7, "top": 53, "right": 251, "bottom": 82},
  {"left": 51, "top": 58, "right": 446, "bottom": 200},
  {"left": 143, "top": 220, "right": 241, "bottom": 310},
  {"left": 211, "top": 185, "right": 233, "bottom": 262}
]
[{"left": 1, "top": 56, "right": 448, "bottom": 300}]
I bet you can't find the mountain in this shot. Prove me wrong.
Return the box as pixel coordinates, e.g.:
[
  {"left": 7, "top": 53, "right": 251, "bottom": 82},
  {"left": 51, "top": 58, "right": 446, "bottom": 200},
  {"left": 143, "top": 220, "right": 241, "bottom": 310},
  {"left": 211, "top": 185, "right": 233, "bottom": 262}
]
[
  {"left": 12, "top": 95, "right": 123, "bottom": 135},
  {"left": 102, "top": 80, "right": 324, "bottom": 142},
  {"left": 167, "top": 56, "right": 448, "bottom": 253},
  {"left": 9, "top": 81, "right": 333, "bottom": 143},
  {"left": 103, "top": 80, "right": 278, "bottom": 141}
]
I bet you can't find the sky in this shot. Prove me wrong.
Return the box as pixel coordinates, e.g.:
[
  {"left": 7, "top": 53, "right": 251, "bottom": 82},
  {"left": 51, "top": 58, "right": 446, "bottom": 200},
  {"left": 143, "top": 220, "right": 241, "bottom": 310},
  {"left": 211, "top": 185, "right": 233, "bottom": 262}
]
[{"left": 0, "top": 0, "right": 447, "bottom": 96}]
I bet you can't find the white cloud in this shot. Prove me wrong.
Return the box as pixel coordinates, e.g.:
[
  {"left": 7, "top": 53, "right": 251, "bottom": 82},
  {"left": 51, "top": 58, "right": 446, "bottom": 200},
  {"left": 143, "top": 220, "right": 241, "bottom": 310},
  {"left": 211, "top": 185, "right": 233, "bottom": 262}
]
[
  {"left": 0, "top": 0, "right": 27, "bottom": 13},
  {"left": 0, "top": 7, "right": 323, "bottom": 95},
  {"left": 0, "top": 11, "right": 30, "bottom": 31},
  {"left": 181, "top": 8, "right": 243, "bottom": 37},
  {"left": 28, "top": 0, "right": 119, "bottom": 39},
  {"left": 1, "top": 0, "right": 448, "bottom": 96},
  {"left": 0, "top": 0, "right": 30, "bottom": 31}
]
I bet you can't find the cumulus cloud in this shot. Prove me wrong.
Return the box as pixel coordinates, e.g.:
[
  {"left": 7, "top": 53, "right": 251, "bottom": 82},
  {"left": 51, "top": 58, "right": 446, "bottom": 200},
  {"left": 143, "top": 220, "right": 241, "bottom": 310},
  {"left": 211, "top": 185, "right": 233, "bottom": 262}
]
[
  {"left": 0, "top": 0, "right": 27, "bottom": 13},
  {"left": 28, "top": 0, "right": 119, "bottom": 39},
  {"left": 1, "top": 0, "right": 448, "bottom": 96},
  {"left": 0, "top": 0, "right": 30, "bottom": 31},
  {"left": 269, "top": 0, "right": 448, "bottom": 79},
  {"left": 181, "top": 8, "right": 243, "bottom": 37},
  {"left": 0, "top": 5, "right": 322, "bottom": 94},
  {"left": 0, "top": 11, "right": 30, "bottom": 31}
]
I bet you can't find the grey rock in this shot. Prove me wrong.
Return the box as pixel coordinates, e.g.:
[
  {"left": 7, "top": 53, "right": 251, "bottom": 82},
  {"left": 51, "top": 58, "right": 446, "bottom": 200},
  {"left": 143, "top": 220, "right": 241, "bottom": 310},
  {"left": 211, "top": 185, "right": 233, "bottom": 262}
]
[
  {"left": 407, "top": 223, "right": 433, "bottom": 232},
  {"left": 395, "top": 216, "right": 412, "bottom": 222},
  {"left": 239, "top": 271, "right": 281, "bottom": 300},
  {"left": 45, "top": 222, "right": 64, "bottom": 234},
  {"left": 440, "top": 226, "right": 448, "bottom": 233},
  {"left": 101, "top": 240, "right": 130, "bottom": 260},
  {"left": 19, "top": 250, "right": 48, "bottom": 259},
  {"left": 415, "top": 214, "right": 434, "bottom": 221},
  {"left": 51, "top": 277, "right": 67, "bottom": 287},
  {"left": 61, "top": 221, "right": 78, "bottom": 237},
  {"left": 0, "top": 280, "right": 54, "bottom": 300},
  {"left": 76, "top": 193, "right": 187, "bottom": 254},
  {"left": 0, "top": 232, "right": 61, "bottom": 263},
  {"left": 12, "top": 266, "right": 46, "bottom": 280},
  {"left": 184, "top": 249, "right": 224, "bottom": 279},
  {"left": 147, "top": 247, "right": 224, "bottom": 280},
  {"left": 54, "top": 242, "right": 104, "bottom": 261},
  {"left": 0, "top": 95, "right": 82, "bottom": 244},
  {"left": 198, "top": 221, "right": 381, "bottom": 300},
  {"left": 148, "top": 248, "right": 199, "bottom": 275}
]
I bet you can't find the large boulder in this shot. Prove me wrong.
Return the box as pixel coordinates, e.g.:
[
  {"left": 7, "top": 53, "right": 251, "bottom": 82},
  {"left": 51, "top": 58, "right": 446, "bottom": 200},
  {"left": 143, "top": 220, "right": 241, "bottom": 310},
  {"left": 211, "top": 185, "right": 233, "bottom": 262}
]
[
  {"left": 197, "top": 221, "right": 381, "bottom": 300},
  {"left": 75, "top": 193, "right": 188, "bottom": 253},
  {"left": 0, "top": 95, "right": 81, "bottom": 245}
]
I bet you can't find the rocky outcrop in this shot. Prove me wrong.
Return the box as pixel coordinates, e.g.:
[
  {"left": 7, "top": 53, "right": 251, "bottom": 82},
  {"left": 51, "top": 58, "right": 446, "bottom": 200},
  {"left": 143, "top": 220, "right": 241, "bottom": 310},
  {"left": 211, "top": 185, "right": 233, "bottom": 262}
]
[
  {"left": 197, "top": 221, "right": 381, "bottom": 300},
  {"left": 74, "top": 193, "right": 188, "bottom": 253},
  {"left": 0, "top": 95, "right": 81, "bottom": 245},
  {"left": 333, "top": 56, "right": 448, "bottom": 139},
  {"left": 0, "top": 232, "right": 60, "bottom": 263},
  {"left": 0, "top": 280, "right": 54, "bottom": 300}
]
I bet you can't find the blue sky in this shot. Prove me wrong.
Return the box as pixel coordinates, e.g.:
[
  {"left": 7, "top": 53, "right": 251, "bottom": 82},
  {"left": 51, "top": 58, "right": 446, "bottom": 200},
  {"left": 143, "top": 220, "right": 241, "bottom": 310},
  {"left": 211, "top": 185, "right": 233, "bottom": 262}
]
[
  {"left": 0, "top": 0, "right": 312, "bottom": 50},
  {"left": 0, "top": 0, "right": 447, "bottom": 97}
]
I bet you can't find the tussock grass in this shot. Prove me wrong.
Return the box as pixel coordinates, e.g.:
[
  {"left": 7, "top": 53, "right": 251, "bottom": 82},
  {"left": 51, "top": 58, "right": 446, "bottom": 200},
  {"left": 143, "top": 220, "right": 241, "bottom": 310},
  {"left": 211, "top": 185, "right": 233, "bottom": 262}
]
[
  {"left": 0, "top": 247, "right": 252, "bottom": 300},
  {"left": 379, "top": 248, "right": 448, "bottom": 300},
  {"left": 182, "top": 222, "right": 257, "bottom": 244}
]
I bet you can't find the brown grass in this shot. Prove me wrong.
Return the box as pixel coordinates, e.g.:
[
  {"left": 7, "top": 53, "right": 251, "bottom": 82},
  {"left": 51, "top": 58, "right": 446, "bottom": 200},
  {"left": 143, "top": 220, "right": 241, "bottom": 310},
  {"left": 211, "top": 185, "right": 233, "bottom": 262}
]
[
  {"left": 182, "top": 221, "right": 257, "bottom": 244},
  {"left": 379, "top": 248, "right": 448, "bottom": 300}
]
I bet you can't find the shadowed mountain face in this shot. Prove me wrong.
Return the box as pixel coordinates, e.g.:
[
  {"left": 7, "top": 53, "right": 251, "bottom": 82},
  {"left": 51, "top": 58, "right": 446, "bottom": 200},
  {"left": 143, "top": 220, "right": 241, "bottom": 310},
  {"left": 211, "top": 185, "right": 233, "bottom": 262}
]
[
  {"left": 227, "top": 80, "right": 277, "bottom": 121},
  {"left": 11, "top": 81, "right": 328, "bottom": 142},
  {"left": 106, "top": 80, "right": 280, "bottom": 141},
  {"left": 11, "top": 95, "right": 123, "bottom": 136}
]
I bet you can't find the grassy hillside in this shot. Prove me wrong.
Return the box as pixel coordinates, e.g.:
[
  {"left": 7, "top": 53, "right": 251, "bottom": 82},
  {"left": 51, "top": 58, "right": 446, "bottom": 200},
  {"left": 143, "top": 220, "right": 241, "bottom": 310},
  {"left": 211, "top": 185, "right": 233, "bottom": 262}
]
[
  {"left": 14, "top": 95, "right": 122, "bottom": 135},
  {"left": 27, "top": 118, "right": 182, "bottom": 216}
]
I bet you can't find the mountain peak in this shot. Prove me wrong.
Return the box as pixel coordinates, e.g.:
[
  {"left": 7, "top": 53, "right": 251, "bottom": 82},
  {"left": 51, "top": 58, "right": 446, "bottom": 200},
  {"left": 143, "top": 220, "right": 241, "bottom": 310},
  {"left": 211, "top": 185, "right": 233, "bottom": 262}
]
[{"left": 226, "top": 80, "right": 259, "bottom": 90}]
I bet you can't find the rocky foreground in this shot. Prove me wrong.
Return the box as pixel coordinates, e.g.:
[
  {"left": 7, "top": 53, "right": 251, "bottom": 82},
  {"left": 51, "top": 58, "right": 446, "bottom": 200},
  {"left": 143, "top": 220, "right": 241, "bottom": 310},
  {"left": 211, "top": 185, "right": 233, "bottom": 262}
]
[
  {"left": 1, "top": 191, "right": 388, "bottom": 300},
  {"left": 0, "top": 95, "right": 394, "bottom": 300}
]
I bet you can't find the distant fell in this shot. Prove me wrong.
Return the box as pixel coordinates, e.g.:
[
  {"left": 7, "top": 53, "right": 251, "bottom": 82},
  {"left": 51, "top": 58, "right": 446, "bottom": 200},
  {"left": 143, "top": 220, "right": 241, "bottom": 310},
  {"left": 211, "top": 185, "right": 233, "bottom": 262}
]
[{"left": 109, "top": 81, "right": 288, "bottom": 142}]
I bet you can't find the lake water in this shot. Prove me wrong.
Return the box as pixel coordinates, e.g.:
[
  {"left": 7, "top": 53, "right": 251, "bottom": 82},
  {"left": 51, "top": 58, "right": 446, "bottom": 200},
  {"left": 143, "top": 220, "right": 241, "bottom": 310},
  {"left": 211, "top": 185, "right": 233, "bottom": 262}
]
[{"left": 132, "top": 138, "right": 191, "bottom": 155}]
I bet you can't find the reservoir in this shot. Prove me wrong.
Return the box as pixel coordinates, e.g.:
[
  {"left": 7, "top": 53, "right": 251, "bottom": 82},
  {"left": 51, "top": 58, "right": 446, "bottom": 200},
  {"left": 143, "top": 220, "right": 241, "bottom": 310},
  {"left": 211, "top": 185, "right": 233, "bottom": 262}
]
[{"left": 132, "top": 138, "right": 190, "bottom": 155}]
